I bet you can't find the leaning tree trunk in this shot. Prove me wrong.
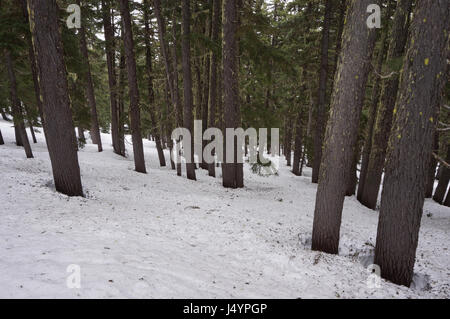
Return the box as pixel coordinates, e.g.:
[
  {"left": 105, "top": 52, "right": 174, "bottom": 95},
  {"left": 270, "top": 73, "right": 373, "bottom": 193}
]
[
  {"left": 119, "top": 0, "right": 146, "bottom": 174},
  {"left": 433, "top": 147, "right": 450, "bottom": 204},
  {"left": 374, "top": 0, "right": 449, "bottom": 287},
  {"left": 143, "top": 0, "right": 166, "bottom": 167},
  {"left": 181, "top": 0, "right": 197, "bottom": 180},
  {"left": 311, "top": 0, "right": 332, "bottom": 184},
  {"left": 311, "top": 0, "right": 379, "bottom": 254},
  {"left": 5, "top": 49, "right": 33, "bottom": 159},
  {"left": 102, "top": 0, "right": 123, "bottom": 156},
  {"left": 357, "top": 0, "right": 393, "bottom": 201},
  {"left": 24, "top": 104, "right": 37, "bottom": 144},
  {"left": 207, "top": 0, "right": 221, "bottom": 178},
  {"left": 76, "top": 0, "right": 102, "bottom": 152},
  {"left": 0, "top": 129, "right": 4, "bottom": 145},
  {"left": 28, "top": 0, "right": 83, "bottom": 196},
  {"left": 360, "top": 0, "right": 413, "bottom": 209}
]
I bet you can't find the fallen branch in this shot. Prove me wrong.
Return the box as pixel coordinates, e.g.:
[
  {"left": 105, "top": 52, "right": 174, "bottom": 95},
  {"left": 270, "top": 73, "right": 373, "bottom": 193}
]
[{"left": 433, "top": 152, "right": 450, "bottom": 168}]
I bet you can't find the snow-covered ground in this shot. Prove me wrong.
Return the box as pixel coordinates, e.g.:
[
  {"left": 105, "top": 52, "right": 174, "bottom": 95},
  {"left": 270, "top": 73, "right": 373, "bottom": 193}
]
[{"left": 0, "top": 118, "right": 448, "bottom": 299}]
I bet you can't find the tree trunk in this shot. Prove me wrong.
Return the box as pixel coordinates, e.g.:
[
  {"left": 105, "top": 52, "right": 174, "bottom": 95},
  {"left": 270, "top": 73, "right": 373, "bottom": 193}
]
[
  {"left": 143, "top": 0, "right": 166, "bottom": 167},
  {"left": 172, "top": 19, "right": 183, "bottom": 177},
  {"left": 292, "top": 110, "right": 303, "bottom": 176},
  {"left": 24, "top": 104, "right": 37, "bottom": 144},
  {"left": 357, "top": 1, "right": 393, "bottom": 201},
  {"left": 433, "top": 147, "right": 450, "bottom": 204},
  {"left": 374, "top": 0, "right": 449, "bottom": 287},
  {"left": 311, "top": 0, "right": 379, "bottom": 254},
  {"left": 0, "top": 129, "right": 4, "bottom": 145},
  {"left": 5, "top": 49, "right": 33, "bottom": 159},
  {"left": 360, "top": 0, "right": 413, "bottom": 209},
  {"left": 181, "top": 0, "right": 197, "bottom": 180},
  {"left": 76, "top": 0, "right": 102, "bottom": 152},
  {"left": 285, "top": 117, "right": 293, "bottom": 166},
  {"left": 329, "top": 0, "right": 346, "bottom": 96},
  {"left": 78, "top": 126, "right": 86, "bottom": 145},
  {"left": 200, "top": 9, "right": 212, "bottom": 170},
  {"left": 117, "top": 49, "right": 127, "bottom": 157},
  {"left": 222, "top": 0, "right": 241, "bottom": 188},
  {"left": 311, "top": 0, "right": 332, "bottom": 183},
  {"left": 207, "top": 0, "right": 221, "bottom": 178},
  {"left": 28, "top": 0, "right": 83, "bottom": 196},
  {"left": 102, "top": 0, "right": 123, "bottom": 156},
  {"left": 119, "top": 0, "right": 146, "bottom": 174}
]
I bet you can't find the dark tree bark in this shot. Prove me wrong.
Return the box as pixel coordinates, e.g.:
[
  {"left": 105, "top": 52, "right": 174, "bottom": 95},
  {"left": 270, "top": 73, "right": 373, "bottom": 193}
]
[
  {"left": 200, "top": 6, "right": 212, "bottom": 170},
  {"left": 119, "top": 0, "right": 146, "bottom": 174},
  {"left": 1, "top": 107, "right": 9, "bottom": 121},
  {"left": 117, "top": 50, "right": 126, "bottom": 156},
  {"left": 76, "top": 0, "right": 102, "bottom": 152},
  {"left": 222, "top": 0, "right": 241, "bottom": 188},
  {"left": 24, "top": 104, "right": 37, "bottom": 144},
  {"left": 154, "top": 0, "right": 179, "bottom": 172},
  {"left": 28, "top": 0, "right": 83, "bottom": 196},
  {"left": 360, "top": 0, "right": 413, "bottom": 209},
  {"left": 0, "top": 129, "right": 4, "bottom": 145},
  {"left": 171, "top": 17, "right": 184, "bottom": 177},
  {"left": 292, "top": 110, "right": 303, "bottom": 176},
  {"left": 425, "top": 132, "right": 439, "bottom": 198},
  {"left": 143, "top": 0, "right": 166, "bottom": 167},
  {"left": 207, "top": 0, "right": 221, "bottom": 177},
  {"left": 433, "top": 147, "right": 450, "bottom": 204},
  {"left": 77, "top": 126, "right": 86, "bottom": 145},
  {"left": 329, "top": 0, "right": 346, "bottom": 96},
  {"left": 102, "top": 0, "right": 123, "bottom": 156},
  {"left": 357, "top": 1, "right": 393, "bottom": 201},
  {"left": 311, "top": 0, "right": 379, "bottom": 254},
  {"left": 285, "top": 117, "right": 293, "bottom": 166},
  {"left": 5, "top": 49, "right": 33, "bottom": 159},
  {"left": 374, "top": 0, "right": 449, "bottom": 287},
  {"left": 311, "top": 0, "right": 332, "bottom": 183},
  {"left": 181, "top": 0, "right": 197, "bottom": 180}
]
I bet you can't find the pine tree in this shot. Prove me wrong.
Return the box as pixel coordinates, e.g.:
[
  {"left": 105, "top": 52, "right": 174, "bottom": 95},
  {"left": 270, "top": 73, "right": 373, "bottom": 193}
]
[
  {"left": 311, "top": 0, "right": 379, "bottom": 254},
  {"left": 360, "top": 0, "right": 413, "bottom": 209},
  {"left": 28, "top": 0, "right": 83, "bottom": 196},
  {"left": 181, "top": 0, "right": 196, "bottom": 181},
  {"left": 374, "top": 0, "right": 449, "bottom": 286},
  {"left": 143, "top": 0, "right": 166, "bottom": 167},
  {"left": 222, "top": 0, "right": 241, "bottom": 188},
  {"left": 101, "top": 0, "right": 123, "bottom": 157},
  {"left": 119, "top": 0, "right": 146, "bottom": 174},
  {"left": 76, "top": 0, "right": 102, "bottom": 152},
  {"left": 311, "top": 0, "right": 332, "bottom": 184}
]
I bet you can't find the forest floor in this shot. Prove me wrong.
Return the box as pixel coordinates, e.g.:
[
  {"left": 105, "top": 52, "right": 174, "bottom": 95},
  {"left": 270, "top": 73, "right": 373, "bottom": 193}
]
[{"left": 0, "top": 118, "right": 449, "bottom": 298}]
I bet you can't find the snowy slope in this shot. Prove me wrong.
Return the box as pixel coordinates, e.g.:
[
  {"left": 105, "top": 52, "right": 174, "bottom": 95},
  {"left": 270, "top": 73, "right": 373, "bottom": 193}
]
[{"left": 0, "top": 118, "right": 448, "bottom": 299}]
